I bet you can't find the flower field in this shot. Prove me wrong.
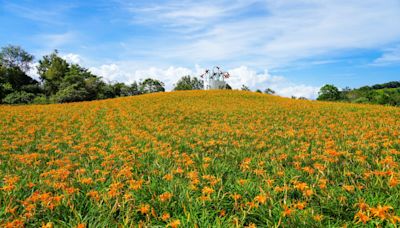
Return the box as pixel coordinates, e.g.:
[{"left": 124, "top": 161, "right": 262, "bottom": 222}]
[{"left": 1, "top": 90, "right": 399, "bottom": 227}]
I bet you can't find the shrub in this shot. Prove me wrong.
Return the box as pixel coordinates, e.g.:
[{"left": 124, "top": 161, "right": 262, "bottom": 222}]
[
  {"left": 353, "top": 97, "right": 369, "bottom": 104},
  {"left": 32, "top": 95, "right": 49, "bottom": 104},
  {"left": 2, "top": 91, "right": 35, "bottom": 104},
  {"left": 51, "top": 85, "right": 89, "bottom": 103}
]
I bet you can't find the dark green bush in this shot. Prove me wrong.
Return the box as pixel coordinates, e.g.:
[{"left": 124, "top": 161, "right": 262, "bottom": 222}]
[{"left": 2, "top": 91, "right": 35, "bottom": 104}]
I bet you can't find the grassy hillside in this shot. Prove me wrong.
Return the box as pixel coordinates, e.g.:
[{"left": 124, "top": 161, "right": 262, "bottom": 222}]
[{"left": 1, "top": 91, "right": 399, "bottom": 227}]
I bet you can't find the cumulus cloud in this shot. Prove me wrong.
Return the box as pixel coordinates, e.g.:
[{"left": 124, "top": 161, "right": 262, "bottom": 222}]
[
  {"left": 89, "top": 64, "right": 124, "bottom": 82},
  {"left": 89, "top": 63, "right": 202, "bottom": 87},
  {"left": 89, "top": 63, "right": 320, "bottom": 99},
  {"left": 227, "top": 66, "right": 285, "bottom": 88},
  {"left": 27, "top": 62, "right": 40, "bottom": 81},
  {"left": 278, "top": 85, "right": 320, "bottom": 99},
  {"left": 227, "top": 66, "right": 320, "bottom": 99},
  {"left": 62, "top": 53, "right": 82, "bottom": 64}
]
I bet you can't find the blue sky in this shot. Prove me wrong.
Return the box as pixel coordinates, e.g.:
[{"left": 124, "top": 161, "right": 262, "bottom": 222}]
[{"left": 1, "top": 0, "right": 400, "bottom": 98}]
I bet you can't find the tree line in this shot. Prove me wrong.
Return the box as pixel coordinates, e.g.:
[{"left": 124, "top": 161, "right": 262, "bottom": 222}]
[
  {"left": 0, "top": 45, "right": 212, "bottom": 104},
  {"left": 317, "top": 82, "right": 400, "bottom": 106}
]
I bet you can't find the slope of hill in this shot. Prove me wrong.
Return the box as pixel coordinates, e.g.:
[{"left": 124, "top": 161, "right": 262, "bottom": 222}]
[{"left": 0, "top": 91, "right": 399, "bottom": 227}]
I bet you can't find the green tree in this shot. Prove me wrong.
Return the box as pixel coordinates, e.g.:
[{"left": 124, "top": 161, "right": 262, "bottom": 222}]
[
  {"left": 0, "top": 45, "right": 34, "bottom": 72},
  {"left": 3, "top": 91, "right": 35, "bottom": 104},
  {"left": 264, "top": 88, "right": 275, "bottom": 94},
  {"left": 84, "top": 76, "right": 107, "bottom": 100},
  {"left": 108, "top": 81, "right": 142, "bottom": 97},
  {"left": 340, "top": 86, "right": 352, "bottom": 101},
  {"left": 139, "top": 78, "right": 165, "bottom": 94},
  {"left": 52, "top": 84, "right": 89, "bottom": 103},
  {"left": 0, "top": 82, "right": 13, "bottom": 102},
  {"left": 37, "top": 52, "right": 114, "bottom": 103},
  {"left": 110, "top": 82, "right": 129, "bottom": 97},
  {"left": 37, "top": 50, "right": 69, "bottom": 96},
  {"left": 173, "top": 76, "right": 203, "bottom": 90},
  {"left": 130, "top": 81, "right": 141, "bottom": 95},
  {"left": 241, "top": 85, "right": 250, "bottom": 91},
  {"left": 317, "top": 84, "right": 341, "bottom": 101},
  {"left": 32, "top": 95, "right": 49, "bottom": 104},
  {"left": 118, "top": 82, "right": 142, "bottom": 97},
  {"left": 0, "top": 45, "right": 39, "bottom": 103},
  {"left": 55, "top": 64, "right": 105, "bottom": 102},
  {"left": 0, "top": 67, "right": 38, "bottom": 90}
]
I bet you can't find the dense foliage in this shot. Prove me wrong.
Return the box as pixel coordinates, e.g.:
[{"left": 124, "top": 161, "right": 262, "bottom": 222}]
[
  {"left": 173, "top": 76, "right": 203, "bottom": 91},
  {"left": 0, "top": 45, "right": 41, "bottom": 104},
  {"left": 139, "top": 78, "right": 165, "bottom": 94},
  {"left": 0, "top": 45, "right": 166, "bottom": 104},
  {"left": 241, "top": 85, "right": 250, "bottom": 91},
  {"left": 0, "top": 91, "right": 399, "bottom": 227},
  {"left": 317, "top": 84, "right": 341, "bottom": 101},
  {"left": 318, "top": 82, "right": 400, "bottom": 106},
  {"left": 264, "top": 88, "right": 275, "bottom": 95}
]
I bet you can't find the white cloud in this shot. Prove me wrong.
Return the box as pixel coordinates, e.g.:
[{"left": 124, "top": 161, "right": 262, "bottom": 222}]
[
  {"left": 126, "top": 0, "right": 262, "bottom": 31},
  {"left": 278, "top": 85, "right": 320, "bottom": 99},
  {"left": 62, "top": 53, "right": 82, "bottom": 64},
  {"left": 89, "top": 64, "right": 125, "bottom": 82},
  {"left": 89, "top": 63, "right": 201, "bottom": 87},
  {"left": 227, "top": 66, "right": 285, "bottom": 89},
  {"left": 119, "top": 0, "right": 400, "bottom": 69},
  {"left": 27, "top": 62, "right": 40, "bottom": 81},
  {"left": 372, "top": 45, "right": 400, "bottom": 66},
  {"left": 89, "top": 63, "right": 320, "bottom": 99},
  {"left": 227, "top": 66, "right": 320, "bottom": 99}
]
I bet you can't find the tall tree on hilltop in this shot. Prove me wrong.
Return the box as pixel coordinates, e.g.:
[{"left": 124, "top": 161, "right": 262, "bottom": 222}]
[
  {"left": 317, "top": 84, "right": 341, "bottom": 101},
  {"left": 241, "top": 85, "right": 250, "bottom": 91},
  {"left": 173, "top": 75, "right": 204, "bottom": 90},
  {"left": 140, "top": 78, "right": 165, "bottom": 94},
  {"left": 264, "top": 88, "right": 275, "bottom": 94}
]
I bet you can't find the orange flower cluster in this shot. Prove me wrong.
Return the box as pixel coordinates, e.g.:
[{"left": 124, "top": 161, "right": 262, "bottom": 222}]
[{"left": 0, "top": 90, "right": 399, "bottom": 227}]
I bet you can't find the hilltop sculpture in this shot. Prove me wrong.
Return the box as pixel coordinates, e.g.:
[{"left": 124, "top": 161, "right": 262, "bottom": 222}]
[{"left": 200, "top": 66, "right": 230, "bottom": 90}]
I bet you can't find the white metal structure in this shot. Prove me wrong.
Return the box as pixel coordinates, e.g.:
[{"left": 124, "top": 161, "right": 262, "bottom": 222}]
[{"left": 200, "top": 66, "right": 230, "bottom": 90}]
